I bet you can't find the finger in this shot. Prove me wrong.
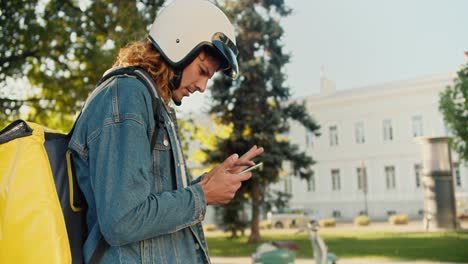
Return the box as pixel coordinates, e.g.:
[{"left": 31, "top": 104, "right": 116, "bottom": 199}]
[
  {"left": 220, "top": 153, "right": 239, "bottom": 170},
  {"left": 232, "top": 146, "right": 264, "bottom": 174},
  {"left": 235, "top": 160, "right": 255, "bottom": 167},
  {"left": 252, "top": 146, "right": 265, "bottom": 157},
  {"left": 239, "top": 145, "right": 257, "bottom": 160},
  {"left": 240, "top": 145, "right": 264, "bottom": 161},
  {"left": 238, "top": 171, "right": 252, "bottom": 181}
]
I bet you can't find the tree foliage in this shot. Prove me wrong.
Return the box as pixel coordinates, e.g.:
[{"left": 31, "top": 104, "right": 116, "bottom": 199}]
[
  {"left": 0, "top": 0, "right": 164, "bottom": 131},
  {"left": 439, "top": 61, "right": 468, "bottom": 162},
  {"left": 206, "top": 0, "right": 320, "bottom": 242}
]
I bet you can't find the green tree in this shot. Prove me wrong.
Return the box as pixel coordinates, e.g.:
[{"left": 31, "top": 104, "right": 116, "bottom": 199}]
[
  {"left": 0, "top": 0, "right": 164, "bottom": 131},
  {"left": 439, "top": 60, "right": 468, "bottom": 161},
  {"left": 205, "top": 0, "right": 320, "bottom": 242}
]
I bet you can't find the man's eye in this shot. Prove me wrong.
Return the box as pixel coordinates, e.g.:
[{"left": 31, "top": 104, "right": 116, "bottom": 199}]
[{"left": 200, "top": 67, "right": 208, "bottom": 76}]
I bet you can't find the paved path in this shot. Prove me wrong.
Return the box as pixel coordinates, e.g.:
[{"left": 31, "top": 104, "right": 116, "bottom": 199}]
[{"left": 206, "top": 220, "right": 468, "bottom": 237}]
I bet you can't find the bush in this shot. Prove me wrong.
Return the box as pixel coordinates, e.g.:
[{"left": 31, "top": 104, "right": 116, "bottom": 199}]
[
  {"left": 319, "top": 218, "right": 336, "bottom": 227},
  {"left": 259, "top": 220, "right": 272, "bottom": 229},
  {"left": 457, "top": 213, "right": 468, "bottom": 221},
  {"left": 203, "top": 224, "right": 218, "bottom": 232},
  {"left": 354, "top": 215, "right": 370, "bottom": 226},
  {"left": 388, "top": 214, "right": 409, "bottom": 225}
]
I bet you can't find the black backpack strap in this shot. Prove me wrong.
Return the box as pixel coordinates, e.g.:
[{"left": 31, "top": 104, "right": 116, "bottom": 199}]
[
  {"left": 126, "top": 67, "right": 166, "bottom": 150},
  {"left": 70, "top": 66, "right": 164, "bottom": 150},
  {"left": 0, "top": 120, "right": 33, "bottom": 144},
  {"left": 100, "top": 66, "right": 164, "bottom": 150}
]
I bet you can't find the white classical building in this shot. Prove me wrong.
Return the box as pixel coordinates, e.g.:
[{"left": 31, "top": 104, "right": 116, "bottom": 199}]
[{"left": 274, "top": 72, "right": 468, "bottom": 221}]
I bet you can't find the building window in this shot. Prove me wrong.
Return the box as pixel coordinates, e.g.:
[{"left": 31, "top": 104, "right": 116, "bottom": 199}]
[
  {"left": 414, "top": 164, "right": 422, "bottom": 188},
  {"left": 307, "top": 171, "right": 315, "bottom": 192},
  {"left": 357, "top": 166, "right": 367, "bottom": 192},
  {"left": 332, "top": 210, "right": 342, "bottom": 218},
  {"left": 453, "top": 163, "right": 462, "bottom": 187},
  {"left": 387, "top": 210, "right": 397, "bottom": 216},
  {"left": 355, "top": 122, "right": 365, "bottom": 144},
  {"left": 331, "top": 169, "right": 341, "bottom": 191},
  {"left": 385, "top": 166, "right": 396, "bottom": 189},
  {"left": 383, "top": 119, "right": 393, "bottom": 141},
  {"left": 329, "top": 126, "right": 338, "bottom": 146},
  {"left": 306, "top": 130, "right": 314, "bottom": 148},
  {"left": 412, "top": 115, "right": 424, "bottom": 137}
]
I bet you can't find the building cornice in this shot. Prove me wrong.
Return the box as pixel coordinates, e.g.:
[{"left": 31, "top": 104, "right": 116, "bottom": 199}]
[{"left": 301, "top": 73, "right": 456, "bottom": 107}]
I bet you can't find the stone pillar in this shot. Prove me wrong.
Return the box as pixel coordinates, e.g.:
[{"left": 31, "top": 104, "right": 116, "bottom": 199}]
[{"left": 418, "top": 137, "right": 458, "bottom": 230}]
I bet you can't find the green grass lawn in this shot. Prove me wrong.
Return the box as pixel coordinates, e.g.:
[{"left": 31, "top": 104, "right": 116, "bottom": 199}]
[{"left": 206, "top": 229, "right": 468, "bottom": 262}]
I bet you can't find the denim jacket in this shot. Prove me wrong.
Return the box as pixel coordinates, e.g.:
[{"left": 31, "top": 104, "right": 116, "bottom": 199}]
[{"left": 69, "top": 74, "right": 210, "bottom": 264}]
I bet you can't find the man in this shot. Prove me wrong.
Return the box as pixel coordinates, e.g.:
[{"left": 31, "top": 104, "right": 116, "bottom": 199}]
[{"left": 69, "top": 0, "right": 264, "bottom": 263}]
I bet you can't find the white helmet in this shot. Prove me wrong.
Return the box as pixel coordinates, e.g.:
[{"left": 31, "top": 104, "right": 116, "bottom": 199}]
[{"left": 148, "top": 0, "right": 239, "bottom": 80}]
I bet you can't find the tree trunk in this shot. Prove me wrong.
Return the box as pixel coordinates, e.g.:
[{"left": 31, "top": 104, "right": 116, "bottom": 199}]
[{"left": 248, "top": 181, "right": 261, "bottom": 243}]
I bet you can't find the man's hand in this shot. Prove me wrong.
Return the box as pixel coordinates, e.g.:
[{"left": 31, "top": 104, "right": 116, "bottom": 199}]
[
  {"left": 228, "top": 145, "right": 264, "bottom": 175},
  {"left": 198, "top": 145, "right": 264, "bottom": 205}
]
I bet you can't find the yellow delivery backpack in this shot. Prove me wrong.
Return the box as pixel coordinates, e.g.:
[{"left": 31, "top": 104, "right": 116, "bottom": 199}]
[{"left": 0, "top": 120, "right": 85, "bottom": 263}]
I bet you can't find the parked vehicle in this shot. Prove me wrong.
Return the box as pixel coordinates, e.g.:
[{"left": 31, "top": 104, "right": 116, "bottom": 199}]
[
  {"left": 267, "top": 208, "right": 319, "bottom": 229},
  {"left": 251, "top": 220, "right": 338, "bottom": 264},
  {"left": 303, "top": 220, "right": 338, "bottom": 264},
  {"left": 456, "top": 192, "right": 468, "bottom": 220},
  {"left": 251, "top": 241, "right": 298, "bottom": 264}
]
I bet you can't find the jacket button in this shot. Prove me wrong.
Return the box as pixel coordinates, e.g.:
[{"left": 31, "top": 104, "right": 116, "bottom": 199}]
[
  {"left": 163, "top": 139, "right": 169, "bottom": 146},
  {"left": 195, "top": 243, "right": 200, "bottom": 250}
]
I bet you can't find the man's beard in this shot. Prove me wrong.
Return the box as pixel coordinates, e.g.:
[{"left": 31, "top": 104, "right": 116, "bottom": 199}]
[
  {"left": 173, "top": 99, "right": 182, "bottom": 106},
  {"left": 172, "top": 93, "right": 182, "bottom": 106}
]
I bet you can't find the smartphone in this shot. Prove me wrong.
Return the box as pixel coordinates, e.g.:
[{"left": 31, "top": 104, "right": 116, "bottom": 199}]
[{"left": 237, "top": 162, "right": 263, "bottom": 175}]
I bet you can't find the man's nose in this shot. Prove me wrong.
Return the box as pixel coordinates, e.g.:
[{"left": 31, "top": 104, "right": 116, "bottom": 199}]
[{"left": 195, "top": 78, "right": 209, "bottom": 93}]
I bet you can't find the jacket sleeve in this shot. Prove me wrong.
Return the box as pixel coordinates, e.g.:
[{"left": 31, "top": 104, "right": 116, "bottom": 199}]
[{"left": 86, "top": 79, "right": 206, "bottom": 246}]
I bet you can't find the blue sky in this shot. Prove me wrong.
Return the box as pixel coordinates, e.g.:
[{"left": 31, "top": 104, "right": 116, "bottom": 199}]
[
  {"left": 179, "top": 0, "right": 468, "bottom": 114},
  {"left": 282, "top": 0, "right": 468, "bottom": 96}
]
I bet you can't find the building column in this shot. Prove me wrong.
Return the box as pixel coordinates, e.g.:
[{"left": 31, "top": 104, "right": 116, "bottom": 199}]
[{"left": 418, "top": 137, "right": 458, "bottom": 230}]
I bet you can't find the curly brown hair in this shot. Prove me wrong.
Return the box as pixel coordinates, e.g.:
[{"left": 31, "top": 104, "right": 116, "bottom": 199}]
[{"left": 112, "top": 41, "right": 174, "bottom": 105}]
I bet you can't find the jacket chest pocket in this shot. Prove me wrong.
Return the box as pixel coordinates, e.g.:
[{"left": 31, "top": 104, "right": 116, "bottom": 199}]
[{"left": 151, "top": 125, "right": 176, "bottom": 192}]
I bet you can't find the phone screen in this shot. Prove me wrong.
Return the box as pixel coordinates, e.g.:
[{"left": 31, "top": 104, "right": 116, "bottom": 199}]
[{"left": 237, "top": 162, "right": 263, "bottom": 175}]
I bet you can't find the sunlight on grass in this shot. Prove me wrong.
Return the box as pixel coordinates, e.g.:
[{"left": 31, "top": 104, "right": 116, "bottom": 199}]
[{"left": 206, "top": 229, "right": 468, "bottom": 262}]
